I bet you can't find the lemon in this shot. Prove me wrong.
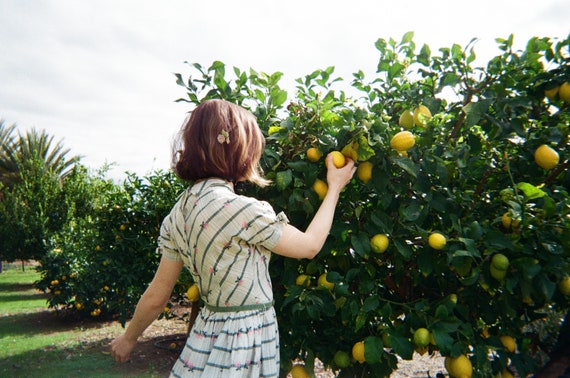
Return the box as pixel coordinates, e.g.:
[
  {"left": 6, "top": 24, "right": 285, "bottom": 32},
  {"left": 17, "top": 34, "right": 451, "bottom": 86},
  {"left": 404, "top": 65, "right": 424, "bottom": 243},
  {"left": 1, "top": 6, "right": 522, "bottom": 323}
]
[
  {"left": 501, "top": 212, "right": 520, "bottom": 230},
  {"left": 413, "top": 105, "right": 432, "bottom": 127},
  {"left": 295, "top": 274, "right": 311, "bottom": 287},
  {"left": 500, "top": 335, "right": 516, "bottom": 353},
  {"left": 428, "top": 232, "right": 446, "bottom": 250},
  {"left": 318, "top": 273, "right": 334, "bottom": 291},
  {"left": 559, "top": 82, "right": 570, "bottom": 102},
  {"left": 498, "top": 370, "right": 514, "bottom": 378},
  {"left": 333, "top": 350, "right": 351, "bottom": 368},
  {"left": 534, "top": 144, "right": 559, "bottom": 170},
  {"left": 390, "top": 131, "right": 416, "bottom": 151},
  {"left": 413, "top": 327, "right": 430, "bottom": 347},
  {"left": 352, "top": 341, "right": 366, "bottom": 363},
  {"left": 558, "top": 276, "right": 570, "bottom": 295},
  {"left": 357, "top": 161, "right": 373, "bottom": 183},
  {"left": 186, "top": 284, "right": 200, "bottom": 302},
  {"left": 491, "top": 253, "right": 509, "bottom": 271},
  {"left": 444, "top": 357, "right": 454, "bottom": 376},
  {"left": 306, "top": 147, "right": 322, "bottom": 162},
  {"left": 330, "top": 151, "right": 346, "bottom": 168},
  {"left": 341, "top": 141, "right": 359, "bottom": 161},
  {"left": 370, "top": 234, "right": 389, "bottom": 254},
  {"left": 312, "top": 179, "right": 328, "bottom": 200},
  {"left": 381, "top": 332, "right": 391, "bottom": 348},
  {"left": 544, "top": 85, "right": 559, "bottom": 101},
  {"left": 449, "top": 354, "right": 473, "bottom": 378},
  {"left": 290, "top": 364, "right": 310, "bottom": 378},
  {"left": 490, "top": 265, "right": 507, "bottom": 281},
  {"left": 399, "top": 110, "right": 414, "bottom": 129}
]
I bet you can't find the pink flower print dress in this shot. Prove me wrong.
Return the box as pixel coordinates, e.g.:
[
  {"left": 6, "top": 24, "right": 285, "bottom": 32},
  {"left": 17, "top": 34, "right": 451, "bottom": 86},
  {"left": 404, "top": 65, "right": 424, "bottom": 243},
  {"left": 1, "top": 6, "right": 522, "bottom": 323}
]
[{"left": 158, "top": 179, "right": 288, "bottom": 377}]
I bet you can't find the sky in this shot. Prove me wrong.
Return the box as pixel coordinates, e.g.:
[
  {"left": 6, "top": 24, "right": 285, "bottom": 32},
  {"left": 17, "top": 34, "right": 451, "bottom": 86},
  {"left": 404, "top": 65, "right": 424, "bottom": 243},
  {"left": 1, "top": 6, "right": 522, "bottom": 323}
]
[{"left": 1, "top": 0, "right": 569, "bottom": 181}]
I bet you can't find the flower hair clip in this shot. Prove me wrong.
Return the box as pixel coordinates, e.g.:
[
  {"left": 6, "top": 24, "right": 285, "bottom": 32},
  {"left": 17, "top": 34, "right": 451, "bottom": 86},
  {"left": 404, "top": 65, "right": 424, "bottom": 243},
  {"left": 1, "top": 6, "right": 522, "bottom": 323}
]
[{"left": 217, "top": 129, "right": 230, "bottom": 144}]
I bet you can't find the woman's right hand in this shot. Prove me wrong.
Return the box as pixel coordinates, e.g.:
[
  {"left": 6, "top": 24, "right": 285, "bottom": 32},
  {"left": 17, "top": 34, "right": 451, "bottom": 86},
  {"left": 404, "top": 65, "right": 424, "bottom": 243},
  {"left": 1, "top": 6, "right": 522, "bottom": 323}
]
[{"left": 325, "top": 153, "right": 356, "bottom": 194}]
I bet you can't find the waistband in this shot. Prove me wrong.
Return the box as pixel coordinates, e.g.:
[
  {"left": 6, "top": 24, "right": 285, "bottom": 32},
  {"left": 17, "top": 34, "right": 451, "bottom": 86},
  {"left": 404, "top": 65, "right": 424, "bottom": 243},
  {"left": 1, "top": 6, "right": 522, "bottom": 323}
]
[{"left": 204, "top": 301, "right": 274, "bottom": 313}]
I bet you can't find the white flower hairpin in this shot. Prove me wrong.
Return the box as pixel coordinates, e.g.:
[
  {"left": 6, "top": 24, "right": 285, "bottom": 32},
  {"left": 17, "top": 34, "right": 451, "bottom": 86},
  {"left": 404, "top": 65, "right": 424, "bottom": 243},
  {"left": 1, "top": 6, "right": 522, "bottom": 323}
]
[{"left": 217, "top": 129, "right": 230, "bottom": 144}]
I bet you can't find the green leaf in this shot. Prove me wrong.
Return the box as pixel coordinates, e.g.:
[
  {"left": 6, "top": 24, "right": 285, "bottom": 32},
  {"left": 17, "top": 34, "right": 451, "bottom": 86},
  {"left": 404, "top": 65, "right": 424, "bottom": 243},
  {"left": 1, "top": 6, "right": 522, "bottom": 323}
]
[
  {"left": 392, "top": 157, "right": 417, "bottom": 177},
  {"left": 516, "top": 182, "right": 546, "bottom": 200},
  {"left": 364, "top": 336, "right": 384, "bottom": 363},
  {"left": 390, "top": 333, "right": 414, "bottom": 360},
  {"left": 351, "top": 232, "right": 371, "bottom": 258},
  {"left": 362, "top": 296, "right": 380, "bottom": 312},
  {"left": 394, "top": 240, "right": 413, "bottom": 260}
]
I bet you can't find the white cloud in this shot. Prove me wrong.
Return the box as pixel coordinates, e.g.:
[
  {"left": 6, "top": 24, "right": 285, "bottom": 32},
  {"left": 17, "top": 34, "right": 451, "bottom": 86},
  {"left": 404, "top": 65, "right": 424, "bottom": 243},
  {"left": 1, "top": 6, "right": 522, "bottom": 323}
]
[{"left": 1, "top": 0, "right": 568, "bottom": 180}]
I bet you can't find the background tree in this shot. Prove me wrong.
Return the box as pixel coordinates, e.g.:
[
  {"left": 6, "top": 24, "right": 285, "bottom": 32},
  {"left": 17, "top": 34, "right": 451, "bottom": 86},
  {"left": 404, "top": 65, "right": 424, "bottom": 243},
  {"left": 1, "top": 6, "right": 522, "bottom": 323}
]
[{"left": 0, "top": 126, "right": 80, "bottom": 264}]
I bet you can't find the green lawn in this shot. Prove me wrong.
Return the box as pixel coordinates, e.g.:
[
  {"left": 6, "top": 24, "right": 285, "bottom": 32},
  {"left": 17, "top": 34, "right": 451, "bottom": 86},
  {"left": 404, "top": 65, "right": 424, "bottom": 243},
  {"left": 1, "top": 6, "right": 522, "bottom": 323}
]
[{"left": 0, "top": 264, "right": 180, "bottom": 377}]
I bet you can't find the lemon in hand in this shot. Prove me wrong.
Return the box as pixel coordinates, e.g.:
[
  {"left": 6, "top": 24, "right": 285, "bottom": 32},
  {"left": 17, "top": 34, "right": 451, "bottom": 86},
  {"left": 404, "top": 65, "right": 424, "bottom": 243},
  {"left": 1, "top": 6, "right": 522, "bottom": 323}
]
[{"left": 330, "top": 151, "right": 346, "bottom": 168}]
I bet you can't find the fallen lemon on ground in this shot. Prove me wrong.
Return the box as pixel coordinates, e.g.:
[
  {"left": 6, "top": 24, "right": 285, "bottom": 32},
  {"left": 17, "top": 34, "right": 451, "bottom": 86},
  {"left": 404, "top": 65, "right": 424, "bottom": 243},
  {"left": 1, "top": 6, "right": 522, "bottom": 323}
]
[
  {"left": 312, "top": 178, "right": 328, "bottom": 200},
  {"left": 306, "top": 147, "right": 322, "bottom": 162},
  {"left": 357, "top": 161, "right": 373, "bottom": 183},
  {"left": 370, "top": 234, "right": 389, "bottom": 254},
  {"left": 534, "top": 144, "right": 559, "bottom": 170},
  {"left": 428, "top": 232, "right": 446, "bottom": 250},
  {"left": 186, "top": 283, "right": 200, "bottom": 302},
  {"left": 352, "top": 341, "right": 366, "bottom": 363}
]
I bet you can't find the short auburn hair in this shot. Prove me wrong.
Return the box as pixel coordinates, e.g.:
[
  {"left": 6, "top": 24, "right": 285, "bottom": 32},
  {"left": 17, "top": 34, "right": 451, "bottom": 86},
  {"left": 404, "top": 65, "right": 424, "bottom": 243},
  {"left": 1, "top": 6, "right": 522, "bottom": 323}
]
[{"left": 172, "top": 99, "right": 270, "bottom": 187}]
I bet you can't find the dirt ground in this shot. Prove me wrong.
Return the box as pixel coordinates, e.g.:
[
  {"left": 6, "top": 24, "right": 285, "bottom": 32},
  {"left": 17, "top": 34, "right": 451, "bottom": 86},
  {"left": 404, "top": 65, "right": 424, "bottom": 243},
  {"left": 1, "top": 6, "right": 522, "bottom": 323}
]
[{"left": 97, "top": 310, "right": 447, "bottom": 378}]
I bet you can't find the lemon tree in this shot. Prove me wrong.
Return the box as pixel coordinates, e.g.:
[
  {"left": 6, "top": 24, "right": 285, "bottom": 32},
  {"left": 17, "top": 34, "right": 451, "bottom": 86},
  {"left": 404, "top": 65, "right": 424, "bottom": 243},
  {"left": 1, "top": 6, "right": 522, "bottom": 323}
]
[{"left": 171, "top": 33, "right": 570, "bottom": 377}]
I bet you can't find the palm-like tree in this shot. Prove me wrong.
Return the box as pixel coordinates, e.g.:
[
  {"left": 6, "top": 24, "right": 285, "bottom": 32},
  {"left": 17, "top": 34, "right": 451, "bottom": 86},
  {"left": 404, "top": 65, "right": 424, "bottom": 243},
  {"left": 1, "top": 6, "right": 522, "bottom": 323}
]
[
  {"left": 0, "top": 120, "right": 80, "bottom": 187},
  {"left": 0, "top": 120, "right": 18, "bottom": 186}
]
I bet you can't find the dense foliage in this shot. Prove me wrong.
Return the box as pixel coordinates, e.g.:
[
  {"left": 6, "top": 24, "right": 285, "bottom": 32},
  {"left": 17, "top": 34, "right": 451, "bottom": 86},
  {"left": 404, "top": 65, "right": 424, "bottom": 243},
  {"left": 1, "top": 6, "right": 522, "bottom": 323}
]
[{"left": 4, "top": 32, "right": 568, "bottom": 377}]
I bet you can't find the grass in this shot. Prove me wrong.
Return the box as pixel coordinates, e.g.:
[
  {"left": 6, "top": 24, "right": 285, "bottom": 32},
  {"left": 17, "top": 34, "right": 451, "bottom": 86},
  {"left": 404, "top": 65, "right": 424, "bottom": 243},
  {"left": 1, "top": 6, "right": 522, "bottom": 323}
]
[{"left": 0, "top": 264, "right": 182, "bottom": 377}]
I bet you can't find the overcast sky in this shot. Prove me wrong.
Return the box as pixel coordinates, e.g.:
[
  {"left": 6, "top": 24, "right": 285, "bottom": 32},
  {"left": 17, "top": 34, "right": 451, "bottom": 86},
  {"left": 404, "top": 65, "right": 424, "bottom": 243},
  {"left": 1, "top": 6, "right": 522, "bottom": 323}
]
[{"left": 1, "top": 0, "right": 569, "bottom": 181}]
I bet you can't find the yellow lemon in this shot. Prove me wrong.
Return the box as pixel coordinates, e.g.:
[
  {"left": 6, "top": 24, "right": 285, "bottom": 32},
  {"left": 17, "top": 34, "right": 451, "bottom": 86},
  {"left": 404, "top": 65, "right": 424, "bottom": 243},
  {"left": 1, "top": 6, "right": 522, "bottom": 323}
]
[
  {"left": 306, "top": 147, "right": 322, "bottom": 162},
  {"left": 357, "top": 161, "right": 373, "bottom": 183},
  {"left": 501, "top": 212, "right": 520, "bottom": 230},
  {"left": 186, "top": 284, "right": 200, "bottom": 302},
  {"left": 390, "top": 131, "right": 416, "bottom": 151},
  {"left": 290, "top": 365, "right": 310, "bottom": 378},
  {"left": 352, "top": 341, "right": 366, "bottom": 363},
  {"left": 370, "top": 234, "right": 389, "bottom": 254},
  {"left": 330, "top": 151, "right": 346, "bottom": 168},
  {"left": 428, "top": 232, "right": 447, "bottom": 250},
  {"left": 399, "top": 110, "right": 415, "bottom": 129},
  {"left": 559, "top": 82, "right": 570, "bottom": 102},
  {"left": 413, "top": 327, "right": 430, "bottom": 347},
  {"left": 318, "top": 273, "right": 334, "bottom": 291},
  {"left": 449, "top": 354, "right": 473, "bottom": 378},
  {"left": 295, "top": 274, "right": 311, "bottom": 287},
  {"left": 413, "top": 105, "right": 432, "bottom": 127},
  {"left": 534, "top": 144, "right": 559, "bottom": 170},
  {"left": 558, "top": 276, "right": 570, "bottom": 295},
  {"left": 500, "top": 335, "right": 516, "bottom": 353},
  {"left": 497, "top": 370, "right": 515, "bottom": 378},
  {"left": 341, "top": 141, "right": 359, "bottom": 161},
  {"left": 544, "top": 85, "right": 559, "bottom": 100},
  {"left": 312, "top": 179, "right": 328, "bottom": 200}
]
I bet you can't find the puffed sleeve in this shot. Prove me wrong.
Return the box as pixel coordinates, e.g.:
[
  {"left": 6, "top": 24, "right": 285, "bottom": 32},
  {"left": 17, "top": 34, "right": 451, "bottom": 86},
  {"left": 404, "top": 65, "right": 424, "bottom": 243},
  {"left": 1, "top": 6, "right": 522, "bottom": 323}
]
[
  {"left": 157, "top": 210, "right": 183, "bottom": 262},
  {"left": 238, "top": 199, "right": 289, "bottom": 250}
]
